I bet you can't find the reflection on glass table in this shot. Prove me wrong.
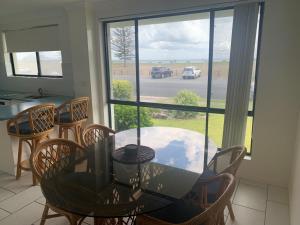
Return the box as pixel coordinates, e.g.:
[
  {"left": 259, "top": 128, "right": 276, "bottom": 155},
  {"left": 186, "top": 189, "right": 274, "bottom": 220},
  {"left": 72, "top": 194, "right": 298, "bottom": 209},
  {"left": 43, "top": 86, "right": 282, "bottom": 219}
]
[
  {"left": 115, "top": 127, "right": 217, "bottom": 173},
  {"left": 40, "top": 127, "right": 217, "bottom": 221}
]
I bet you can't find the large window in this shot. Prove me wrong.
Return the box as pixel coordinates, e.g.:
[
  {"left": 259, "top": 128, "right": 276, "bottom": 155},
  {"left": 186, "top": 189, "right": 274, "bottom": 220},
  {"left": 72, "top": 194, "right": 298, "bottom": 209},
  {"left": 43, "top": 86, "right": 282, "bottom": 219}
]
[
  {"left": 10, "top": 51, "right": 62, "bottom": 77},
  {"left": 104, "top": 4, "right": 263, "bottom": 155}
]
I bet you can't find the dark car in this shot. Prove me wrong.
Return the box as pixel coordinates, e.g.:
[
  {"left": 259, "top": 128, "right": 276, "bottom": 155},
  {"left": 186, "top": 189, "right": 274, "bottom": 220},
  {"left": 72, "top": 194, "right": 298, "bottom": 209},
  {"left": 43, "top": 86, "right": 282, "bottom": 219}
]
[{"left": 151, "top": 67, "right": 173, "bottom": 79}]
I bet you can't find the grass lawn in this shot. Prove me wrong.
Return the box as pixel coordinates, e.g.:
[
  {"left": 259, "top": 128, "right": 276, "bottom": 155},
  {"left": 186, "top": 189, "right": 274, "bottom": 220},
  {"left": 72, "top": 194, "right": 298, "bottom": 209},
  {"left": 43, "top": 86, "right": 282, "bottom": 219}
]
[{"left": 153, "top": 114, "right": 252, "bottom": 153}]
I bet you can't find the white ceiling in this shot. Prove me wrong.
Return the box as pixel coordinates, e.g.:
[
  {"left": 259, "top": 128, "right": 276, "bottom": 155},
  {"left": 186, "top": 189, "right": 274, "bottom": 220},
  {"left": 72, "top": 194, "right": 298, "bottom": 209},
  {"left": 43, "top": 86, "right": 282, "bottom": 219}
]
[{"left": 0, "top": 0, "right": 102, "bottom": 17}]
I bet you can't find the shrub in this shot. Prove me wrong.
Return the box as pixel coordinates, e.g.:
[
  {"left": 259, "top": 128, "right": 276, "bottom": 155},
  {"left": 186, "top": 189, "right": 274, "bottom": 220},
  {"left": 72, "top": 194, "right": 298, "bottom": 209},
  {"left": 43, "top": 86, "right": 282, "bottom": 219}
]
[
  {"left": 112, "top": 80, "right": 133, "bottom": 100},
  {"left": 173, "top": 90, "right": 200, "bottom": 119},
  {"left": 114, "top": 105, "right": 153, "bottom": 131},
  {"left": 140, "top": 107, "right": 154, "bottom": 128},
  {"left": 114, "top": 105, "right": 136, "bottom": 131}
]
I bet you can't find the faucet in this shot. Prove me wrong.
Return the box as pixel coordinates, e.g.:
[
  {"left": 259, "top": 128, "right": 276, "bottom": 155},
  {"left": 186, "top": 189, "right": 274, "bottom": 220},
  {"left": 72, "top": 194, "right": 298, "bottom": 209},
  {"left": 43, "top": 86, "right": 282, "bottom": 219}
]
[{"left": 38, "top": 88, "right": 44, "bottom": 97}]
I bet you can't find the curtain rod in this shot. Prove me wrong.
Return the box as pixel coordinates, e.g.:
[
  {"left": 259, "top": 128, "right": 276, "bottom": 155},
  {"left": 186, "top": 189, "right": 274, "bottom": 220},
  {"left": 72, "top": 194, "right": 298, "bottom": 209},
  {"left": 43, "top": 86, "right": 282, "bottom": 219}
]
[{"left": 98, "top": 0, "right": 264, "bottom": 22}]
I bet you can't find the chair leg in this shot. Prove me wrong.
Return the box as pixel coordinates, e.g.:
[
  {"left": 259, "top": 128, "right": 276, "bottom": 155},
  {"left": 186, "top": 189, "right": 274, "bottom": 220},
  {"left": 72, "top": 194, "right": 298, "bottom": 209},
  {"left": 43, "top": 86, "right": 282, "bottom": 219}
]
[
  {"left": 63, "top": 127, "right": 69, "bottom": 140},
  {"left": 227, "top": 201, "right": 235, "bottom": 221},
  {"left": 40, "top": 204, "right": 50, "bottom": 225},
  {"left": 16, "top": 139, "right": 23, "bottom": 180},
  {"left": 31, "top": 139, "right": 39, "bottom": 186},
  {"left": 74, "top": 125, "right": 81, "bottom": 145}
]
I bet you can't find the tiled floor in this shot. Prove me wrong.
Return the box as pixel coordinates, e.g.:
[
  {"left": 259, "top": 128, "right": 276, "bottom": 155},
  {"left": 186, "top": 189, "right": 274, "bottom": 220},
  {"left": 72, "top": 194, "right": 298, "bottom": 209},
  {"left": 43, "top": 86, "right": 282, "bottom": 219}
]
[{"left": 0, "top": 171, "right": 290, "bottom": 225}]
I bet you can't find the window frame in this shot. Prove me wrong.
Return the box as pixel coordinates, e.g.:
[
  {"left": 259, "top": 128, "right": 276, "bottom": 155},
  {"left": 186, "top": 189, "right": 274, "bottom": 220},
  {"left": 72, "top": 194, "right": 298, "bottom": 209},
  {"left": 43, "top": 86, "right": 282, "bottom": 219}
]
[
  {"left": 103, "top": 3, "right": 264, "bottom": 156},
  {"left": 9, "top": 51, "right": 63, "bottom": 78}
]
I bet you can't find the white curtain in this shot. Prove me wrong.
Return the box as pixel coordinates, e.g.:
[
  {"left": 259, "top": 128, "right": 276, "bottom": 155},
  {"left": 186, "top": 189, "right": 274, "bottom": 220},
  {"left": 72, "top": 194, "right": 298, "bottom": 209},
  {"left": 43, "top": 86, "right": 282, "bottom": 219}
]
[
  {"left": 5, "top": 25, "right": 60, "bottom": 52},
  {"left": 222, "top": 3, "right": 259, "bottom": 148}
]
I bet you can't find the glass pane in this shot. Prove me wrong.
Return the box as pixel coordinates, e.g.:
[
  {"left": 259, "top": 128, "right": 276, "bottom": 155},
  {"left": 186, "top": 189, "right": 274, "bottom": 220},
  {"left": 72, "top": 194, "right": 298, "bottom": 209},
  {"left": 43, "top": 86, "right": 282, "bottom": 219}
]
[
  {"left": 208, "top": 113, "right": 225, "bottom": 147},
  {"left": 139, "top": 107, "right": 212, "bottom": 172},
  {"left": 111, "top": 104, "right": 138, "bottom": 132},
  {"left": 145, "top": 108, "right": 206, "bottom": 132},
  {"left": 139, "top": 13, "right": 210, "bottom": 106},
  {"left": 244, "top": 116, "right": 253, "bottom": 153},
  {"left": 39, "top": 51, "right": 62, "bottom": 76},
  {"left": 211, "top": 10, "right": 233, "bottom": 109},
  {"left": 13, "top": 52, "right": 38, "bottom": 75},
  {"left": 107, "top": 21, "right": 136, "bottom": 101},
  {"left": 112, "top": 104, "right": 138, "bottom": 147},
  {"left": 249, "top": 9, "right": 260, "bottom": 111}
]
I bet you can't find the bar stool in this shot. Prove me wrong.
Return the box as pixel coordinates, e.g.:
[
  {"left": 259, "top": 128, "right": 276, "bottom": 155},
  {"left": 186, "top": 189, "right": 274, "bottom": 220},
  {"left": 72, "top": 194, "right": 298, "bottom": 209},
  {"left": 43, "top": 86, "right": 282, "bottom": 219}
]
[
  {"left": 55, "top": 97, "right": 89, "bottom": 145},
  {"left": 7, "top": 104, "right": 55, "bottom": 185}
]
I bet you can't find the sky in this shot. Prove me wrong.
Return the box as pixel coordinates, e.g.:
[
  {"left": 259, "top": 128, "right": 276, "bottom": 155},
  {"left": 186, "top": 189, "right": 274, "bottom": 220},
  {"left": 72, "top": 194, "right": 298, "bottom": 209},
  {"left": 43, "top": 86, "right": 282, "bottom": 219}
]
[
  {"left": 111, "top": 13, "right": 234, "bottom": 62},
  {"left": 15, "top": 51, "right": 61, "bottom": 61}
]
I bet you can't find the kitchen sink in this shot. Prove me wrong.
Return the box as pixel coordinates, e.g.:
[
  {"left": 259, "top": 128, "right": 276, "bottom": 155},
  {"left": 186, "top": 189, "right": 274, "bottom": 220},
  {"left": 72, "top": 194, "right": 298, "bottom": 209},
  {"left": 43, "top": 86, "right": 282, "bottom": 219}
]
[{"left": 26, "top": 95, "right": 47, "bottom": 99}]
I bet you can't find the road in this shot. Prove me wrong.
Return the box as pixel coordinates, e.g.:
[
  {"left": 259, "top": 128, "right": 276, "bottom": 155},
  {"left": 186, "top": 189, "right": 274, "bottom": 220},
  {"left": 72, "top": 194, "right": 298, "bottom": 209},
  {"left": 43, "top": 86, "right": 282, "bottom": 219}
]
[{"left": 113, "top": 75, "right": 228, "bottom": 100}]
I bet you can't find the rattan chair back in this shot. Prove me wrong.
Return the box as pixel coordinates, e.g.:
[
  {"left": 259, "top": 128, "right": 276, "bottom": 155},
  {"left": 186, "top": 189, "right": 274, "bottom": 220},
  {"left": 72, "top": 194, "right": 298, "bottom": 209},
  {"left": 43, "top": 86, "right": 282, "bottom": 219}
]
[
  {"left": 137, "top": 173, "right": 235, "bottom": 225},
  {"left": 30, "top": 138, "right": 84, "bottom": 181},
  {"left": 55, "top": 97, "right": 89, "bottom": 124},
  {"left": 82, "top": 124, "right": 115, "bottom": 147},
  {"left": 7, "top": 104, "right": 55, "bottom": 138},
  {"left": 207, "top": 145, "right": 246, "bottom": 176}
]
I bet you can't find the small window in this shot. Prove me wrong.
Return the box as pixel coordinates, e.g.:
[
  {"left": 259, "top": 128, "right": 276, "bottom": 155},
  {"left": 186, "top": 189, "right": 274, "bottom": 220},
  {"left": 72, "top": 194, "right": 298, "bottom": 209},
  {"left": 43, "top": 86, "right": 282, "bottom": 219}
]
[
  {"left": 39, "top": 51, "right": 62, "bottom": 76},
  {"left": 12, "top": 52, "right": 38, "bottom": 75},
  {"left": 10, "top": 51, "right": 63, "bottom": 78}
]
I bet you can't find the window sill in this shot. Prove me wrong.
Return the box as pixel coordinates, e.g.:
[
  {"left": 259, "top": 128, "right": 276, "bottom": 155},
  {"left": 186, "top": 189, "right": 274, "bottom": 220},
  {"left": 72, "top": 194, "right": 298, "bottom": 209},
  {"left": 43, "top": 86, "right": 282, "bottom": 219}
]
[
  {"left": 244, "top": 155, "right": 252, "bottom": 161},
  {"left": 7, "top": 75, "right": 63, "bottom": 79}
]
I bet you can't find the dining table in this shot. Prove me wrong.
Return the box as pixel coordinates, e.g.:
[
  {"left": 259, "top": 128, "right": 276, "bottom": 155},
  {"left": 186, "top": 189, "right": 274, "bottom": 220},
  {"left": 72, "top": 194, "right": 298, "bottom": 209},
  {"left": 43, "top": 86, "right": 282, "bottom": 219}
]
[{"left": 40, "top": 127, "right": 218, "bottom": 224}]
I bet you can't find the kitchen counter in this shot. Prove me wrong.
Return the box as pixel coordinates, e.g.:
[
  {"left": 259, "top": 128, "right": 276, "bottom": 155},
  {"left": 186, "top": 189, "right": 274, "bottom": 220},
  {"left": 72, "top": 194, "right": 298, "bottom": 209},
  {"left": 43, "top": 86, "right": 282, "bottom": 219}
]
[
  {"left": 0, "top": 90, "right": 72, "bottom": 175},
  {"left": 0, "top": 90, "right": 71, "bottom": 120}
]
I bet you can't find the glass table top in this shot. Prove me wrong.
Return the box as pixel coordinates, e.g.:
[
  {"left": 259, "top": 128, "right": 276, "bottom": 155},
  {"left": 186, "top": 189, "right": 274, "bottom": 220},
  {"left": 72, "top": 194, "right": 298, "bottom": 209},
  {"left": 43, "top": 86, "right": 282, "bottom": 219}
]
[{"left": 40, "top": 127, "right": 217, "bottom": 218}]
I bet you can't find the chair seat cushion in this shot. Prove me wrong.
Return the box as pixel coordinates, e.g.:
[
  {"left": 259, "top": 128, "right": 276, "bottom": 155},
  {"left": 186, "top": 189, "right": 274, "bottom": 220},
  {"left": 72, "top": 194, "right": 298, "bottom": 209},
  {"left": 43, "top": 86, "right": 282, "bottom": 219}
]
[
  {"left": 8, "top": 121, "right": 33, "bottom": 135},
  {"left": 56, "top": 112, "right": 72, "bottom": 123},
  {"left": 147, "top": 199, "right": 204, "bottom": 224}
]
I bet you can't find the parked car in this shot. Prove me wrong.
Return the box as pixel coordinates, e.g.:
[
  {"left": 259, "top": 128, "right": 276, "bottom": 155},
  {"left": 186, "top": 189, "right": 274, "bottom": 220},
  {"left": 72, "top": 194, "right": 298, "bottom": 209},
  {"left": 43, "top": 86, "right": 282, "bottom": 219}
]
[
  {"left": 151, "top": 67, "right": 173, "bottom": 79},
  {"left": 182, "top": 66, "right": 201, "bottom": 79}
]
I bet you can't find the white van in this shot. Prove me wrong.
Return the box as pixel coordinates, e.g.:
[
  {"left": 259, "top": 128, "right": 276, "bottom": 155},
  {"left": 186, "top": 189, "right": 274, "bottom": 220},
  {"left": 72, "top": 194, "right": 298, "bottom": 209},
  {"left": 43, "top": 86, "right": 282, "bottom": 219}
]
[{"left": 182, "top": 67, "right": 201, "bottom": 79}]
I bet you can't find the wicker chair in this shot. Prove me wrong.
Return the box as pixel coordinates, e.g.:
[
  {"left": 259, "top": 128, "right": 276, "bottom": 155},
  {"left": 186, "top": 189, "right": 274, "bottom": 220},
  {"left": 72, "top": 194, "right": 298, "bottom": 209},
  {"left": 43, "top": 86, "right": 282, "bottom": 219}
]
[
  {"left": 136, "top": 173, "right": 235, "bottom": 225},
  {"left": 7, "top": 104, "right": 55, "bottom": 185},
  {"left": 204, "top": 145, "right": 247, "bottom": 221},
  {"left": 55, "top": 97, "right": 89, "bottom": 145},
  {"left": 82, "top": 124, "right": 115, "bottom": 147},
  {"left": 30, "top": 139, "right": 86, "bottom": 225}
]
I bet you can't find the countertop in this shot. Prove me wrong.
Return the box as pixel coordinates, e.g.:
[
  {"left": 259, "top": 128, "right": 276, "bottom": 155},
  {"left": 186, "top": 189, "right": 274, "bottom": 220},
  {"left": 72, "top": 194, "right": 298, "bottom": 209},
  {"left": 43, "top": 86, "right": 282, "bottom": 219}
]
[{"left": 0, "top": 90, "right": 72, "bottom": 121}]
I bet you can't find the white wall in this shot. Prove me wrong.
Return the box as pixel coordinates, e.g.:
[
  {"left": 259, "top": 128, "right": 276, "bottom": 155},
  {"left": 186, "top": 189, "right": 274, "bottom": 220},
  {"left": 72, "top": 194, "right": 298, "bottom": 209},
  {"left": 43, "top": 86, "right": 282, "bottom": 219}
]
[
  {"left": 238, "top": 0, "right": 300, "bottom": 186},
  {"left": 64, "top": 1, "right": 103, "bottom": 123},
  {"left": 0, "top": 9, "right": 74, "bottom": 96},
  {"left": 289, "top": 113, "right": 300, "bottom": 225}
]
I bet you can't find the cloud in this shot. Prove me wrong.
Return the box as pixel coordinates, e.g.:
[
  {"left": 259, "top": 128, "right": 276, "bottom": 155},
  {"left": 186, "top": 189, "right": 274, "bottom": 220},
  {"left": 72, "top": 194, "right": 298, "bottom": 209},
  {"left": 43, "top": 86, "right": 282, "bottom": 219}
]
[
  {"left": 139, "top": 20, "right": 210, "bottom": 51},
  {"left": 110, "top": 14, "right": 233, "bottom": 60}
]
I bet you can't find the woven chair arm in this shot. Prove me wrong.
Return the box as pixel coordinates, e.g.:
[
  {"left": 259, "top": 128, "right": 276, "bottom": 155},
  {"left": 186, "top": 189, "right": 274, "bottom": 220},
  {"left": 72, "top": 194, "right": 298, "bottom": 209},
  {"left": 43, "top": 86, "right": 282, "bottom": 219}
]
[
  {"left": 137, "top": 214, "right": 173, "bottom": 225},
  {"left": 6, "top": 108, "right": 32, "bottom": 135}
]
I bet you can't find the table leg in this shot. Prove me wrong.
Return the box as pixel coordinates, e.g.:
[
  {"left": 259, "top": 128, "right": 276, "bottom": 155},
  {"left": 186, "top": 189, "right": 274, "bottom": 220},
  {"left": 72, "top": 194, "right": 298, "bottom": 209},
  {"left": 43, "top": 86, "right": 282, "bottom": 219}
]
[{"left": 137, "top": 163, "right": 141, "bottom": 188}]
